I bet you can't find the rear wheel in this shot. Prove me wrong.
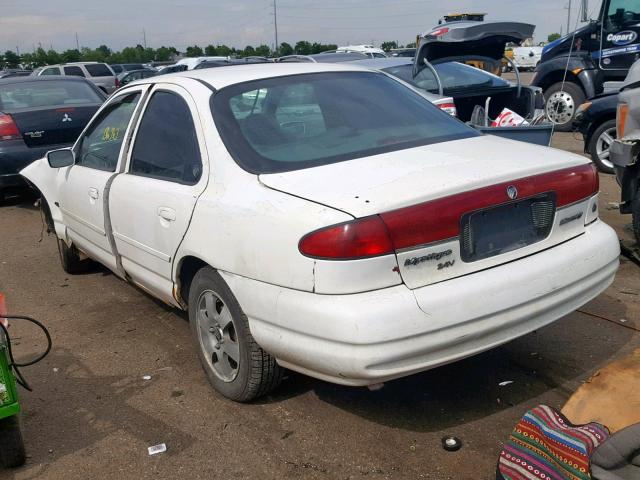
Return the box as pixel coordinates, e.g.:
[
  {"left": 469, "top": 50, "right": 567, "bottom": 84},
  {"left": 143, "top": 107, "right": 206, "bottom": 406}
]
[
  {"left": 588, "top": 119, "right": 617, "bottom": 174},
  {"left": 633, "top": 199, "right": 640, "bottom": 245},
  {"left": 545, "top": 82, "right": 586, "bottom": 132},
  {"left": 188, "top": 267, "right": 283, "bottom": 402},
  {"left": 0, "top": 416, "right": 26, "bottom": 468}
]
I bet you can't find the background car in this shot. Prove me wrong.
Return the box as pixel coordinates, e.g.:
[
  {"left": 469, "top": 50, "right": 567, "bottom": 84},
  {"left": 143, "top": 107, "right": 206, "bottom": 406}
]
[
  {"left": 0, "top": 70, "right": 32, "bottom": 79},
  {"left": 156, "top": 64, "right": 188, "bottom": 75},
  {"left": 574, "top": 93, "right": 618, "bottom": 174},
  {"left": 512, "top": 46, "right": 543, "bottom": 71},
  {"left": 109, "top": 63, "right": 146, "bottom": 74},
  {"left": 349, "top": 57, "right": 543, "bottom": 123},
  {"left": 193, "top": 57, "right": 271, "bottom": 70},
  {"left": 32, "top": 62, "right": 116, "bottom": 93},
  {"left": 115, "top": 69, "right": 157, "bottom": 88},
  {"left": 277, "top": 52, "right": 370, "bottom": 63},
  {"left": 0, "top": 76, "right": 105, "bottom": 201}
]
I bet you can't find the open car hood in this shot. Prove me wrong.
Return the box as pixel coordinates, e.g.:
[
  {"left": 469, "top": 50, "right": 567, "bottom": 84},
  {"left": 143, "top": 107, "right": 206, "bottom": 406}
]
[{"left": 415, "top": 21, "right": 535, "bottom": 68}]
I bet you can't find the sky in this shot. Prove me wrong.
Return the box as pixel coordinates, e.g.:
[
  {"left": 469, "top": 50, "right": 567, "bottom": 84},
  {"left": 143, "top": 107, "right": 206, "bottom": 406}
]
[{"left": 0, "top": 0, "right": 602, "bottom": 54}]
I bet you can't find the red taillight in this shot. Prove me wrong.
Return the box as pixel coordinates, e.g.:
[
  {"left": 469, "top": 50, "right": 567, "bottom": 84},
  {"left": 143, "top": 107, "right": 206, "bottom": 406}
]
[
  {"left": 299, "top": 216, "right": 394, "bottom": 260},
  {"left": 438, "top": 102, "right": 458, "bottom": 117},
  {"left": 115, "top": 78, "right": 121, "bottom": 88},
  {"left": 380, "top": 164, "right": 599, "bottom": 249},
  {"left": 299, "top": 164, "right": 599, "bottom": 259},
  {"left": 0, "top": 113, "right": 21, "bottom": 141}
]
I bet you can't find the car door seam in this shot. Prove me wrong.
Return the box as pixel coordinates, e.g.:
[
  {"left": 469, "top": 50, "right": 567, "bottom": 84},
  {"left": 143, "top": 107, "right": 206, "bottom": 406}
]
[{"left": 103, "top": 86, "right": 153, "bottom": 280}]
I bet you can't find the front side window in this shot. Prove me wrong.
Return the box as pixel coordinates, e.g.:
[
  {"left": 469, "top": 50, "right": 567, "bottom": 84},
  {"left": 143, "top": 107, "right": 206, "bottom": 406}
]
[
  {"left": 76, "top": 93, "right": 141, "bottom": 171},
  {"left": 606, "top": 0, "right": 640, "bottom": 30},
  {"left": 41, "top": 67, "right": 60, "bottom": 76},
  {"left": 130, "top": 91, "right": 202, "bottom": 185},
  {"left": 64, "top": 66, "right": 85, "bottom": 77},
  {"left": 213, "top": 71, "right": 478, "bottom": 174}
]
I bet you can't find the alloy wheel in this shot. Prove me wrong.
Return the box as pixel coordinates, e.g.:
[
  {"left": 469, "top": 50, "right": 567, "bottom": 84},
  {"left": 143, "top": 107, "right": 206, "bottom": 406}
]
[
  {"left": 595, "top": 126, "right": 616, "bottom": 170},
  {"left": 196, "top": 290, "right": 240, "bottom": 382}
]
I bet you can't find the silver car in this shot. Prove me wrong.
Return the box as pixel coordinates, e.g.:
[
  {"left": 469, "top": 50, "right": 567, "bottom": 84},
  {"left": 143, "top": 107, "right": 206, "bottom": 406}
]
[{"left": 33, "top": 62, "right": 116, "bottom": 94}]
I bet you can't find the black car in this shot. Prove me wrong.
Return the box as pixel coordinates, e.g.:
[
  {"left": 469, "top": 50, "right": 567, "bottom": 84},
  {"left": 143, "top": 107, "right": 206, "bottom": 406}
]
[
  {"left": 574, "top": 93, "right": 618, "bottom": 174},
  {"left": 0, "top": 76, "right": 106, "bottom": 201},
  {"left": 115, "top": 69, "right": 156, "bottom": 88},
  {"left": 110, "top": 63, "right": 146, "bottom": 74}
]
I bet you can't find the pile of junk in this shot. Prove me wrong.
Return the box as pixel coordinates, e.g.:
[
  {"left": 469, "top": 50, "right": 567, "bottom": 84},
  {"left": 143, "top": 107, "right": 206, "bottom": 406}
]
[{"left": 413, "top": 20, "right": 554, "bottom": 146}]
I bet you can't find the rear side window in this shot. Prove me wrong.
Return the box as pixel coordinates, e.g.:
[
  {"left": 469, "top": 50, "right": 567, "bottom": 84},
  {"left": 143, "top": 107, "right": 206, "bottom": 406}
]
[
  {"left": 130, "top": 91, "right": 201, "bottom": 185},
  {"left": 76, "top": 93, "right": 141, "bottom": 172},
  {"left": 64, "top": 66, "right": 85, "bottom": 77},
  {"left": 85, "top": 64, "right": 113, "bottom": 77},
  {"left": 0, "top": 80, "right": 104, "bottom": 110},
  {"left": 40, "top": 67, "right": 60, "bottom": 76}
]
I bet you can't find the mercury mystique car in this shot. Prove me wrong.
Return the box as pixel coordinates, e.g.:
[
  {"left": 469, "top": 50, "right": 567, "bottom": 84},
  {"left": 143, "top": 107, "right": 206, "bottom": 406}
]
[{"left": 21, "top": 63, "right": 620, "bottom": 402}]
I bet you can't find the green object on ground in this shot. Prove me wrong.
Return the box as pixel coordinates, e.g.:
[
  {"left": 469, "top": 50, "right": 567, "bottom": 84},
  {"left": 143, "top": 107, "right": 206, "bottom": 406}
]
[{"left": 0, "top": 334, "right": 19, "bottom": 421}]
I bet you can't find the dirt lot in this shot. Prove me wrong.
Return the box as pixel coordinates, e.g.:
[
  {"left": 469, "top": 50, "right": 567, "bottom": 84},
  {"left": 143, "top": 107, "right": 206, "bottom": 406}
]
[{"left": 1, "top": 133, "right": 639, "bottom": 480}]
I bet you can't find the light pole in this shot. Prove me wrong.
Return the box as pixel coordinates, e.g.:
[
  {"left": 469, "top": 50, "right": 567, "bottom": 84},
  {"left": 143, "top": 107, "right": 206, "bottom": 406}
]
[
  {"left": 566, "top": 0, "right": 572, "bottom": 36},
  {"left": 273, "top": 0, "right": 279, "bottom": 55}
]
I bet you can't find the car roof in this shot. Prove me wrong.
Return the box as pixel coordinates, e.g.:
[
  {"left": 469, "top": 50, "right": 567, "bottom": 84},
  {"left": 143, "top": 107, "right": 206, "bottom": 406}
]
[
  {"left": 141, "top": 62, "right": 374, "bottom": 90},
  {"left": 347, "top": 58, "right": 413, "bottom": 69},
  {"left": 0, "top": 75, "right": 94, "bottom": 86}
]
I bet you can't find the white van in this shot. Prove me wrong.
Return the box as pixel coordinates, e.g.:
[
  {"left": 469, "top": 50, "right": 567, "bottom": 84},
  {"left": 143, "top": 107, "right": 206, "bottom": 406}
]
[{"left": 512, "top": 46, "right": 543, "bottom": 71}]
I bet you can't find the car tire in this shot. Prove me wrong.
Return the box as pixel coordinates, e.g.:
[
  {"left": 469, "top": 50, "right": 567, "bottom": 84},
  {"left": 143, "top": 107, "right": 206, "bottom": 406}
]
[
  {"left": 587, "top": 119, "right": 616, "bottom": 174},
  {"left": 57, "top": 238, "right": 86, "bottom": 274},
  {"left": 0, "top": 416, "right": 26, "bottom": 468},
  {"left": 188, "top": 267, "right": 283, "bottom": 402},
  {"left": 633, "top": 199, "right": 640, "bottom": 245},
  {"left": 544, "top": 82, "right": 586, "bottom": 132}
]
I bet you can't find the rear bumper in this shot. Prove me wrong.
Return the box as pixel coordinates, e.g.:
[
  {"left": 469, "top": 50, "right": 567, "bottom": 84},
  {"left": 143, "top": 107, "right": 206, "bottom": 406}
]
[
  {"left": 222, "top": 221, "right": 620, "bottom": 386},
  {"left": 0, "top": 142, "right": 69, "bottom": 189}
]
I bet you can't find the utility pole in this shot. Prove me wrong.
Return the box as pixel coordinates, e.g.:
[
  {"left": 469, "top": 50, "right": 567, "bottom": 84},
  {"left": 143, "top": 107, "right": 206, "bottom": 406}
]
[
  {"left": 75, "top": 32, "right": 80, "bottom": 51},
  {"left": 566, "top": 0, "right": 572, "bottom": 37},
  {"left": 273, "top": 0, "right": 279, "bottom": 55},
  {"left": 143, "top": 28, "right": 147, "bottom": 49}
]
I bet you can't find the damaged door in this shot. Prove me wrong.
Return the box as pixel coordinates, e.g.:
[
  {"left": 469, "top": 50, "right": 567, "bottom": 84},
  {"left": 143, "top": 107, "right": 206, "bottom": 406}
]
[
  {"left": 57, "top": 91, "right": 143, "bottom": 271},
  {"left": 109, "top": 84, "right": 208, "bottom": 304}
]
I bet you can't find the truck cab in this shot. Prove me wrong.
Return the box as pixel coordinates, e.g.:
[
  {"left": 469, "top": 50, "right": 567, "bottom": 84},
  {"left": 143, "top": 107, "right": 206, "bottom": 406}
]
[{"left": 533, "top": 0, "right": 640, "bottom": 130}]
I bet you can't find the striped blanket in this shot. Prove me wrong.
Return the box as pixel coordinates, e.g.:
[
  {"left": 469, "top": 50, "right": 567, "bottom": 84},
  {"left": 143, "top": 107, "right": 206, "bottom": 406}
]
[{"left": 498, "top": 405, "right": 610, "bottom": 480}]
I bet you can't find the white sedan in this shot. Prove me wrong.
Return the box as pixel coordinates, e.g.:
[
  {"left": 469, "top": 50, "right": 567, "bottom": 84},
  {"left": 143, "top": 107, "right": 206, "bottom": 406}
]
[{"left": 22, "top": 63, "right": 620, "bottom": 402}]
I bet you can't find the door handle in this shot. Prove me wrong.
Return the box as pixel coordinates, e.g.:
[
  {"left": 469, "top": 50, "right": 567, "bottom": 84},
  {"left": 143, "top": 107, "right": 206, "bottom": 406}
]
[
  {"left": 157, "top": 207, "right": 176, "bottom": 222},
  {"left": 88, "top": 187, "right": 99, "bottom": 200}
]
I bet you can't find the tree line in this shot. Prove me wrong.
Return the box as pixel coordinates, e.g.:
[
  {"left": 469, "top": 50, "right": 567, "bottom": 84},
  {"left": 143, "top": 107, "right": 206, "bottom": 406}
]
[{"left": 0, "top": 41, "right": 356, "bottom": 69}]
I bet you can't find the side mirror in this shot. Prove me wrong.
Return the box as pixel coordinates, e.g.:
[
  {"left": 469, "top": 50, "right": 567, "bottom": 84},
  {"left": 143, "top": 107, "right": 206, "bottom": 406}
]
[{"left": 47, "top": 148, "right": 75, "bottom": 168}]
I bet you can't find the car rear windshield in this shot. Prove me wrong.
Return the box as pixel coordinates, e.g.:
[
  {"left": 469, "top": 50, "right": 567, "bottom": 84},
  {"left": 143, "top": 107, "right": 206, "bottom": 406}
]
[
  {"left": 84, "top": 64, "right": 113, "bottom": 77},
  {"left": 384, "top": 62, "right": 510, "bottom": 94},
  {"left": 212, "top": 71, "right": 478, "bottom": 174},
  {"left": 0, "top": 80, "right": 103, "bottom": 110}
]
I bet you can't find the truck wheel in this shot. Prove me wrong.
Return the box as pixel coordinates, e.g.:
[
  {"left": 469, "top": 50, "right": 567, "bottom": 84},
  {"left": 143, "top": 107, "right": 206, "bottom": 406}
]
[
  {"left": 57, "top": 238, "right": 86, "bottom": 274},
  {"left": 588, "top": 119, "right": 616, "bottom": 174},
  {"left": 188, "top": 267, "right": 283, "bottom": 402},
  {"left": 0, "top": 416, "right": 26, "bottom": 468},
  {"left": 545, "top": 82, "right": 586, "bottom": 132}
]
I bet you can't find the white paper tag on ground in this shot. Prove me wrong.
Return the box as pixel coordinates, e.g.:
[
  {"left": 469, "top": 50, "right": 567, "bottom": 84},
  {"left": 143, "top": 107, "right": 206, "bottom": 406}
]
[{"left": 148, "top": 443, "right": 167, "bottom": 456}]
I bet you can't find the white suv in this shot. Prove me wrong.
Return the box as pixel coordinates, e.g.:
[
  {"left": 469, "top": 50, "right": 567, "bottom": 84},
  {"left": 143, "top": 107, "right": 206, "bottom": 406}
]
[
  {"left": 34, "top": 62, "right": 116, "bottom": 93},
  {"left": 22, "top": 63, "right": 619, "bottom": 402}
]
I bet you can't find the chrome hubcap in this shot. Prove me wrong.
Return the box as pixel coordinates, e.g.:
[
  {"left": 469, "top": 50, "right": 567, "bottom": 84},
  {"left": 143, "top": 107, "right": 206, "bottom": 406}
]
[
  {"left": 196, "top": 290, "right": 239, "bottom": 382},
  {"left": 546, "top": 91, "right": 575, "bottom": 125},
  {"left": 595, "top": 127, "right": 616, "bottom": 169}
]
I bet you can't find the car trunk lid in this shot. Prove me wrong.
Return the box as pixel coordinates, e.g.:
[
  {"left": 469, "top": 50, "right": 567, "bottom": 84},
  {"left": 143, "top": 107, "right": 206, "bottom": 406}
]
[
  {"left": 8, "top": 105, "right": 99, "bottom": 148},
  {"left": 260, "top": 135, "right": 598, "bottom": 288}
]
